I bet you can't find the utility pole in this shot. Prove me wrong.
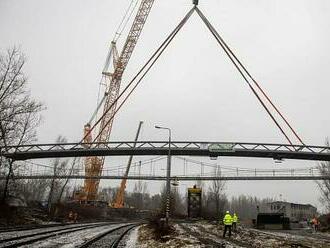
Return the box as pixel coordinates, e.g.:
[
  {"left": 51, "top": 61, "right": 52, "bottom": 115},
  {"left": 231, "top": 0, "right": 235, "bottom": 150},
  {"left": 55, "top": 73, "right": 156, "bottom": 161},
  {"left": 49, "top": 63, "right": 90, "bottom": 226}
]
[{"left": 155, "top": 125, "right": 172, "bottom": 226}]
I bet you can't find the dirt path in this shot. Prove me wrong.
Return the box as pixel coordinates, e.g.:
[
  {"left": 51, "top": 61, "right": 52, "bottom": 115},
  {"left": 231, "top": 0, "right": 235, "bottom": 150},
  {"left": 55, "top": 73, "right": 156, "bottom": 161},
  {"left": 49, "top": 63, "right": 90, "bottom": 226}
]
[
  {"left": 179, "top": 222, "right": 330, "bottom": 248},
  {"left": 136, "top": 224, "right": 201, "bottom": 247},
  {"left": 249, "top": 228, "right": 330, "bottom": 248},
  {"left": 179, "top": 223, "right": 246, "bottom": 248},
  {"left": 135, "top": 222, "right": 330, "bottom": 248}
]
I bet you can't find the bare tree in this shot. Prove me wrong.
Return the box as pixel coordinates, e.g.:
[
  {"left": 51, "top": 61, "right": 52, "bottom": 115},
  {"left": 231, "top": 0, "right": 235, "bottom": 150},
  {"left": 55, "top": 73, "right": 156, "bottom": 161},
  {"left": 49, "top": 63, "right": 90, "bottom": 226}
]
[
  {"left": 157, "top": 183, "right": 185, "bottom": 217},
  {"left": 47, "top": 136, "right": 69, "bottom": 212},
  {"left": 0, "top": 48, "right": 43, "bottom": 148},
  {"left": 229, "top": 195, "right": 274, "bottom": 220},
  {"left": 57, "top": 157, "right": 80, "bottom": 203},
  {"left": 128, "top": 181, "right": 147, "bottom": 209},
  {"left": 99, "top": 186, "right": 118, "bottom": 203},
  {"left": 317, "top": 138, "right": 330, "bottom": 212},
  {"left": 0, "top": 47, "right": 43, "bottom": 202},
  {"left": 203, "top": 165, "right": 227, "bottom": 219},
  {"left": 19, "top": 178, "right": 51, "bottom": 202}
]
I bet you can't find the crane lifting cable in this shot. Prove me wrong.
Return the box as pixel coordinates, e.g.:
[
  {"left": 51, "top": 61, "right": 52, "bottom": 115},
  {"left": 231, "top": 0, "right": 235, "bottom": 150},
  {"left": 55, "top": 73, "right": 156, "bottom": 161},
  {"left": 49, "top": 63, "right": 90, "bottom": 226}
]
[
  {"left": 76, "top": 2, "right": 306, "bottom": 202},
  {"left": 90, "top": 7, "right": 304, "bottom": 148},
  {"left": 88, "top": 8, "right": 196, "bottom": 143},
  {"left": 195, "top": 8, "right": 304, "bottom": 146},
  {"left": 195, "top": 7, "right": 303, "bottom": 146},
  {"left": 81, "top": 7, "right": 195, "bottom": 144},
  {"left": 84, "top": 5, "right": 302, "bottom": 147},
  {"left": 80, "top": 6, "right": 305, "bottom": 204},
  {"left": 113, "top": 0, "right": 139, "bottom": 42}
]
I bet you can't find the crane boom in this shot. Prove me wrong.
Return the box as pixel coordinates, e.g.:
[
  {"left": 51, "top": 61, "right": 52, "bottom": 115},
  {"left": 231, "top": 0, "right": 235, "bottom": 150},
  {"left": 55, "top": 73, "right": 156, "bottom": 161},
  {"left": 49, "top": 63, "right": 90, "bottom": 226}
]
[
  {"left": 112, "top": 121, "right": 143, "bottom": 208},
  {"left": 82, "top": 0, "right": 155, "bottom": 201},
  {"left": 97, "top": 0, "right": 155, "bottom": 146}
]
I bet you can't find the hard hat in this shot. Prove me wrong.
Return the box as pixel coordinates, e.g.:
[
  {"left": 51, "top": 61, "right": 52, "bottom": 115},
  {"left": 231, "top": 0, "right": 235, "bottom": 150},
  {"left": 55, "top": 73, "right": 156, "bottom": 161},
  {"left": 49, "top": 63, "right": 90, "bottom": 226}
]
[{"left": 226, "top": 211, "right": 229, "bottom": 214}]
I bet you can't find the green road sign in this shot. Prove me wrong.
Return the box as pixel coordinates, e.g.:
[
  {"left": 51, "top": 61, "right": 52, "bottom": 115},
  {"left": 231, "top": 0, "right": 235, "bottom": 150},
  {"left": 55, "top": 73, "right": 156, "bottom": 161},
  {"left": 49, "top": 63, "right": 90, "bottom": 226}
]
[{"left": 208, "top": 143, "right": 235, "bottom": 152}]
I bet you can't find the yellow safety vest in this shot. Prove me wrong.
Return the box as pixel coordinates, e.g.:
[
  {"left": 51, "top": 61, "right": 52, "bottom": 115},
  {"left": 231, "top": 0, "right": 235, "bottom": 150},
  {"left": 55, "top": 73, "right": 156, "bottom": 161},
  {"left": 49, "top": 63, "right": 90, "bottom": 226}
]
[
  {"left": 223, "top": 214, "right": 233, "bottom": 225},
  {"left": 233, "top": 214, "right": 238, "bottom": 223}
]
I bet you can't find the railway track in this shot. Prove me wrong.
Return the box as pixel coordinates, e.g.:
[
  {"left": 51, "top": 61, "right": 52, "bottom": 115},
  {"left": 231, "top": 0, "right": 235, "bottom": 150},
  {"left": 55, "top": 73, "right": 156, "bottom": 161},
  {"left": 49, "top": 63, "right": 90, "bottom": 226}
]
[
  {"left": 0, "top": 221, "right": 123, "bottom": 234},
  {"left": 0, "top": 222, "right": 114, "bottom": 248},
  {"left": 0, "top": 223, "right": 69, "bottom": 233},
  {"left": 78, "top": 223, "right": 139, "bottom": 248}
]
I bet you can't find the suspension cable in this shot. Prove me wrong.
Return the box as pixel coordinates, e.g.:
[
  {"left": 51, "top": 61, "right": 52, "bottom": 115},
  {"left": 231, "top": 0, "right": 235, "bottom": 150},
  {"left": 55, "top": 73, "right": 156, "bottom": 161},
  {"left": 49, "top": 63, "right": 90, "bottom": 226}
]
[
  {"left": 81, "top": 7, "right": 196, "bottom": 144},
  {"left": 195, "top": 8, "right": 294, "bottom": 145}
]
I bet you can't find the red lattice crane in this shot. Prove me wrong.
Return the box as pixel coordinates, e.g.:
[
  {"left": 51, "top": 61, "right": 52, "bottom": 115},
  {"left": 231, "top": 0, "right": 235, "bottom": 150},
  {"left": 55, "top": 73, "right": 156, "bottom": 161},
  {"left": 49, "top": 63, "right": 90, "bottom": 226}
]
[{"left": 78, "top": 0, "right": 155, "bottom": 202}]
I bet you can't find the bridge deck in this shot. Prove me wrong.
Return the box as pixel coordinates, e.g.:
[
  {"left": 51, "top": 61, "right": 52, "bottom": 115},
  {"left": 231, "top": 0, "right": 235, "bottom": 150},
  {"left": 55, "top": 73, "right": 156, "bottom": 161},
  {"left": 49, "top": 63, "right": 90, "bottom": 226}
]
[{"left": 1, "top": 141, "right": 329, "bottom": 161}]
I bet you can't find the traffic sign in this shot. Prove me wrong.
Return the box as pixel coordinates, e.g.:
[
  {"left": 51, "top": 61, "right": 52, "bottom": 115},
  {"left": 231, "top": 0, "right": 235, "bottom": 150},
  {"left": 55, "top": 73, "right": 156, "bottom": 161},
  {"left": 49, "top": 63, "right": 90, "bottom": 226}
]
[{"left": 208, "top": 143, "right": 235, "bottom": 152}]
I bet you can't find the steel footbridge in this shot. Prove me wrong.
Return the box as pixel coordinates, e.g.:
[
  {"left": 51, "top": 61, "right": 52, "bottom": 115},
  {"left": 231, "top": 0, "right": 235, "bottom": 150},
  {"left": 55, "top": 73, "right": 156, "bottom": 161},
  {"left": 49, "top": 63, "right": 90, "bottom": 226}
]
[{"left": 1, "top": 141, "right": 329, "bottom": 161}]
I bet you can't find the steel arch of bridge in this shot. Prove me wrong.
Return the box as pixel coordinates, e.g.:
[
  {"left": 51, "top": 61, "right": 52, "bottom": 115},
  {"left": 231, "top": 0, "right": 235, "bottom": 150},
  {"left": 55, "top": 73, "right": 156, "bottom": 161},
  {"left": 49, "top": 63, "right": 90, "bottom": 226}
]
[{"left": 1, "top": 141, "right": 329, "bottom": 161}]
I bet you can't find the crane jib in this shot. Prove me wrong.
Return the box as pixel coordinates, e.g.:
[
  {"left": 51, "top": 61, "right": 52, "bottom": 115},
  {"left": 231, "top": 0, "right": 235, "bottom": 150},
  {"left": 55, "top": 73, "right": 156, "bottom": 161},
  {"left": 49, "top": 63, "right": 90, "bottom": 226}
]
[{"left": 80, "top": 0, "right": 155, "bottom": 202}]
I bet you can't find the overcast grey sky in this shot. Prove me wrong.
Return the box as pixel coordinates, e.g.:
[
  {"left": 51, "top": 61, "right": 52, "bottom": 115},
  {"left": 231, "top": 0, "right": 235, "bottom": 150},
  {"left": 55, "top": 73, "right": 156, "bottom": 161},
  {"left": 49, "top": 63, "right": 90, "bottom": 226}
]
[{"left": 1, "top": 0, "right": 330, "bottom": 211}]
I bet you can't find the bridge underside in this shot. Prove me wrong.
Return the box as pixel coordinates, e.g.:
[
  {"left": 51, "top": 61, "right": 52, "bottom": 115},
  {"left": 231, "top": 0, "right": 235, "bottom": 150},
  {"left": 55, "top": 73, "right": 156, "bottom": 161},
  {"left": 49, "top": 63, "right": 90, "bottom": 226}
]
[{"left": 2, "top": 148, "right": 330, "bottom": 161}]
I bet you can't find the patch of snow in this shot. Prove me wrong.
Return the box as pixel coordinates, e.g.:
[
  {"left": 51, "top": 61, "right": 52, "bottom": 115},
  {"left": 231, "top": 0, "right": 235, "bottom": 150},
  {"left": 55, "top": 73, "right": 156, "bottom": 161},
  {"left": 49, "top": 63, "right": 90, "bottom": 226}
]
[
  {"left": 125, "top": 226, "right": 139, "bottom": 248},
  {"left": 20, "top": 223, "right": 128, "bottom": 248},
  {"left": 6, "top": 195, "right": 27, "bottom": 207}
]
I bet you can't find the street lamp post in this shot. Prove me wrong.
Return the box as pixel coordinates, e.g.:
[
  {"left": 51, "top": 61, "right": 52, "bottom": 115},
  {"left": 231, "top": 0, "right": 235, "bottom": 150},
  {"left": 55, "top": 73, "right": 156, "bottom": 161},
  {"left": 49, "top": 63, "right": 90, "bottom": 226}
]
[{"left": 155, "top": 125, "right": 171, "bottom": 226}]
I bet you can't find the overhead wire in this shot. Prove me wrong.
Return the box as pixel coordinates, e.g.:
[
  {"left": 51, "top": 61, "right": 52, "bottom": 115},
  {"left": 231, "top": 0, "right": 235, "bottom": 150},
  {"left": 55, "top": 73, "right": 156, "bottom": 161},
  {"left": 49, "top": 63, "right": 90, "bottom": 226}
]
[
  {"left": 103, "top": 156, "right": 166, "bottom": 171},
  {"left": 24, "top": 156, "right": 166, "bottom": 172},
  {"left": 174, "top": 156, "right": 316, "bottom": 173},
  {"left": 22, "top": 156, "right": 317, "bottom": 176}
]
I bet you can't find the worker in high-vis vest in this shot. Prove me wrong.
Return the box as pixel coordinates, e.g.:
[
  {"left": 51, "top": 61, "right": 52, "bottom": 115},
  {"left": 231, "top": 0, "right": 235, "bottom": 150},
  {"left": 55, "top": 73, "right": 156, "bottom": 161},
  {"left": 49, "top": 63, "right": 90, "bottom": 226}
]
[
  {"left": 232, "top": 213, "right": 238, "bottom": 232},
  {"left": 222, "top": 211, "right": 233, "bottom": 238}
]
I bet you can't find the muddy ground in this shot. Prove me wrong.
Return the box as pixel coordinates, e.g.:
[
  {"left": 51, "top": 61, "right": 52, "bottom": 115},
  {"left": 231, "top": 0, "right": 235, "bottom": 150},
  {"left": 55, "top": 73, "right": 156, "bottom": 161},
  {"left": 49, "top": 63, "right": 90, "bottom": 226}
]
[{"left": 136, "top": 221, "right": 330, "bottom": 248}]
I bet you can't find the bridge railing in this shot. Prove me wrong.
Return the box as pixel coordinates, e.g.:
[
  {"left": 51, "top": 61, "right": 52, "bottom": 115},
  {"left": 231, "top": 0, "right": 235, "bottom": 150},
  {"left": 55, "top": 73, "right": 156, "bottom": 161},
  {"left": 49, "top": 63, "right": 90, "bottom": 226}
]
[{"left": 1, "top": 141, "right": 329, "bottom": 154}]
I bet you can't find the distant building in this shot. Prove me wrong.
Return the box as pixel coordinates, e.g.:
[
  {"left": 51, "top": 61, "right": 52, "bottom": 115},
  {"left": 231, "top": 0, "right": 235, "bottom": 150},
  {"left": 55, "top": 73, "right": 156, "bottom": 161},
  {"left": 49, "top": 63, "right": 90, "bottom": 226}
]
[{"left": 265, "top": 201, "right": 317, "bottom": 222}]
